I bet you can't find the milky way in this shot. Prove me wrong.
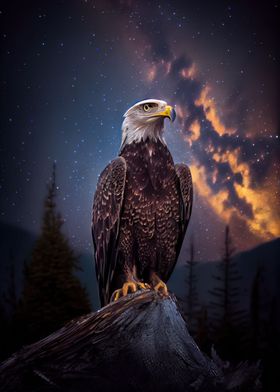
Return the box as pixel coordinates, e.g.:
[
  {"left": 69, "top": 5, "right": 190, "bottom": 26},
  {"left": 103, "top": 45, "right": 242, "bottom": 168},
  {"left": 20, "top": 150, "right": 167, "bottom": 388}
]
[{"left": 1, "top": 0, "right": 279, "bottom": 260}]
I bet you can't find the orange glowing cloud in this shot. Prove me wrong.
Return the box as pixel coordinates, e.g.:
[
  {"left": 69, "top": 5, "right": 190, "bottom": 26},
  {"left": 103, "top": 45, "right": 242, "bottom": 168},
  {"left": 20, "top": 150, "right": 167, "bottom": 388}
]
[
  {"left": 184, "top": 119, "right": 201, "bottom": 146},
  {"left": 180, "top": 63, "right": 196, "bottom": 80},
  {"left": 147, "top": 65, "right": 156, "bottom": 81},
  {"left": 212, "top": 148, "right": 274, "bottom": 236},
  {"left": 187, "top": 78, "right": 279, "bottom": 240},
  {"left": 145, "top": 60, "right": 172, "bottom": 82},
  {"left": 212, "top": 148, "right": 250, "bottom": 187},
  {"left": 234, "top": 175, "right": 280, "bottom": 239},
  {"left": 175, "top": 103, "right": 188, "bottom": 122},
  {"left": 143, "top": 51, "right": 279, "bottom": 243},
  {"left": 195, "top": 86, "right": 235, "bottom": 136},
  {"left": 190, "top": 164, "right": 234, "bottom": 221},
  {"left": 191, "top": 146, "right": 280, "bottom": 240}
]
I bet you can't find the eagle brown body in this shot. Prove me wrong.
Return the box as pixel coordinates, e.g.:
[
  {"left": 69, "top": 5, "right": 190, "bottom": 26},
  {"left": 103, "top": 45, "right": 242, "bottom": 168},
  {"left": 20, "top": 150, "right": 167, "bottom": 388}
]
[
  {"left": 92, "top": 139, "right": 192, "bottom": 306},
  {"left": 92, "top": 99, "right": 193, "bottom": 306},
  {"left": 119, "top": 140, "right": 181, "bottom": 285}
]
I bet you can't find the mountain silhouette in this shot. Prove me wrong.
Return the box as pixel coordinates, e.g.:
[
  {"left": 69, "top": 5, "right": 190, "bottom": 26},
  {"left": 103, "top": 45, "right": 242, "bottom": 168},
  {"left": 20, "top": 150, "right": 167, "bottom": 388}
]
[
  {"left": 0, "top": 221, "right": 279, "bottom": 320},
  {"left": 169, "top": 238, "right": 280, "bottom": 329}
]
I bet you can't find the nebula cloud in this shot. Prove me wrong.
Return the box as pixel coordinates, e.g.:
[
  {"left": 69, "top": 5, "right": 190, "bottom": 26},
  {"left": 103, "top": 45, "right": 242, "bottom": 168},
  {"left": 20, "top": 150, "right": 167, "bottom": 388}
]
[
  {"left": 97, "top": 0, "right": 279, "bottom": 249},
  {"left": 115, "top": 1, "right": 280, "bottom": 244},
  {"left": 143, "top": 54, "right": 279, "bottom": 241}
]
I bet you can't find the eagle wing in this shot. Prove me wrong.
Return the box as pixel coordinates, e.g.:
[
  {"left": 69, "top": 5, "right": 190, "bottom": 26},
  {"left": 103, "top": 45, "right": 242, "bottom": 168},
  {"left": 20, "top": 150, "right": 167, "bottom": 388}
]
[
  {"left": 175, "top": 163, "right": 193, "bottom": 257},
  {"left": 92, "top": 157, "right": 127, "bottom": 306}
]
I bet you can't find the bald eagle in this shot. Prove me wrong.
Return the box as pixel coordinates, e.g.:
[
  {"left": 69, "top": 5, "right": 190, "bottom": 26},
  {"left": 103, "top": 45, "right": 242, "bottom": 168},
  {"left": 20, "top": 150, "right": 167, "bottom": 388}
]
[{"left": 92, "top": 99, "right": 193, "bottom": 306}]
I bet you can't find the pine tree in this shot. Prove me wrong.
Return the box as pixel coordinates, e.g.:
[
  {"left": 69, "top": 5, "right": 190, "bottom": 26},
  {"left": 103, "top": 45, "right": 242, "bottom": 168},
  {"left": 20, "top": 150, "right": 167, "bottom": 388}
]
[
  {"left": 209, "top": 225, "right": 246, "bottom": 359},
  {"left": 16, "top": 163, "right": 91, "bottom": 344},
  {"left": 184, "top": 237, "right": 199, "bottom": 334},
  {"left": 1, "top": 251, "right": 19, "bottom": 358},
  {"left": 4, "top": 250, "right": 17, "bottom": 316},
  {"left": 250, "top": 266, "right": 263, "bottom": 357},
  {"left": 263, "top": 297, "right": 280, "bottom": 392},
  {"left": 0, "top": 299, "right": 8, "bottom": 361},
  {"left": 196, "top": 306, "right": 211, "bottom": 353}
]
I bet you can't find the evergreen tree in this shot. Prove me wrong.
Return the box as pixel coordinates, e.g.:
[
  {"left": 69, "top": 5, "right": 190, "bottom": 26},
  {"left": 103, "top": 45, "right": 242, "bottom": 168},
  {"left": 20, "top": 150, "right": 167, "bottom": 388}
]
[
  {"left": 184, "top": 237, "right": 199, "bottom": 334},
  {"left": 16, "top": 163, "right": 91, "bottom": 344},
  {"left": 250, "top": 266, "right": 263, "bottom": 357},
  {"left": 209, "top": 225, "right": 246, "bottom": 359},
  {"left": 196, "top": 306, "right": 211, "bottom": 353},
  {"left": 0, "top": 299, "right": 8, "bottom": 361},
  {"left": 2, "top": 251, "right": 19, "bottom": 358},
  {"left": 263, "top": 297, "right": 280, "bottom": 392},
  {"left": 4, "top": 250, "right": 17, "bottom": 316}
]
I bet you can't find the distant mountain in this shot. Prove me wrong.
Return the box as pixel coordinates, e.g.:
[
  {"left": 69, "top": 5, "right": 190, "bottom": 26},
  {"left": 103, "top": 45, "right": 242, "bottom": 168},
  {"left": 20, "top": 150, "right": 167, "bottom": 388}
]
[
  {"left": 1, "top": 221, "right": 279, "bottom": 317},
  {"left": 80, "top": 238, "right": 280, "bottom": 314},
  {"left": 169, "top": 238, "right": 280, "bottom": 326}
]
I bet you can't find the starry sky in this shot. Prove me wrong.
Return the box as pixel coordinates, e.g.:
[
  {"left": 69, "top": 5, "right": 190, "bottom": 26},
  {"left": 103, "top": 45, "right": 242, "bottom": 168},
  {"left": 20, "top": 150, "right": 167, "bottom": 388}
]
[{"left": 1, "top": 0, "right": 279, "bottom": 261}]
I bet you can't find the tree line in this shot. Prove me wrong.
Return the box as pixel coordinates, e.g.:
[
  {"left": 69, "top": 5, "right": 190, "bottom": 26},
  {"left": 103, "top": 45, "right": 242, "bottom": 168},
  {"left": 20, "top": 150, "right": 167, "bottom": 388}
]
[
  {"left": 0, "top": 164, "right": 279, "bottom": 391},
  {"left": 0, "top": 164, "right": 91, "bottom": 360},
  {"left": 182, "top": 226, "right": 279, "bottom": 391}
]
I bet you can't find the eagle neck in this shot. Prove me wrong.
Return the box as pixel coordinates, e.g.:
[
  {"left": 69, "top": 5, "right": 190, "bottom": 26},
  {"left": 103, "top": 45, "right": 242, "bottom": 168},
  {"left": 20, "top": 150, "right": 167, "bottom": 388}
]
[
  {"left": 119, "top": 138, "right": 171, "bottom": 160},
  {"left": 120, "top": 118, "right": 165, "bottom": 152}
]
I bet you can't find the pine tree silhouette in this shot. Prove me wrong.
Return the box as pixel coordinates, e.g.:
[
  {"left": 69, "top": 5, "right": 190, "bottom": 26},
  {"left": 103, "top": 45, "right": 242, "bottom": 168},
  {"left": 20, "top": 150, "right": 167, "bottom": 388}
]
[
  {"left": 0, "top": 299, "right": 8, "bottom": 361},
  {"left": 263, "top": 297, "right": 280, "bottom": 392},
  {"left": 1, "top": 251, "right": 19, "bottom": 358},
  {"left": 184, "top": 237, "right": 199, "bottom": 334},
  {"left": 250, "top": 266, "right": 264, "bottom": 358},
  {"left": 196, "top": 306, "right": 211, "bottom": 353},
  {"left": 4, "top": 250, "right": 17, "bottom": 316},
  {"left": 209, "top": 225, "right": 246, "bottom": 360},
  {"left": 16, "top": 163, "right": 91, "bottom": 344}
]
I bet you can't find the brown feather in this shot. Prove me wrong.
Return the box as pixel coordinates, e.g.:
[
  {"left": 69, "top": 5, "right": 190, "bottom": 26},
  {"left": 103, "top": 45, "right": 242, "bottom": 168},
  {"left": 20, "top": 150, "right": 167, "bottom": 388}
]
[
  {"left": 92, "top": 139, "right": 193, "bottom": 306},
  {"left": 92, "top": 157, "right": 126, "bottom": 306}
]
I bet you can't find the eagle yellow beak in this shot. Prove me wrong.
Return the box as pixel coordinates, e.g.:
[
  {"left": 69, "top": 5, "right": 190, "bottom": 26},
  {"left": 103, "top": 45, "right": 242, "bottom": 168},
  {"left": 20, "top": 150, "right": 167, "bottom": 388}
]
[{"left": 152, "top": 105, "right": 176, "bottom": 122}]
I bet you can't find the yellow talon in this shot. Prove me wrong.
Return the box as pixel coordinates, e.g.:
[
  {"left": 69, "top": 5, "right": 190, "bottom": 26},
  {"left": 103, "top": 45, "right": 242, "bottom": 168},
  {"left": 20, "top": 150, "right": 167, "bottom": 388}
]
[
  {"left": 113, "top": 290, "right": 120, "bottom": 301},
  {"left": 154, "top": 280, "right": 168, "bottom": 296},
  {"left": 123, "top": 281, "right": 137, "bottom": 296},
  {"left": 111, "top": 280, "right": 150, "bottom": 302},
  {"left": 138, "top": 282, "right": 150, "bottom": 290}
]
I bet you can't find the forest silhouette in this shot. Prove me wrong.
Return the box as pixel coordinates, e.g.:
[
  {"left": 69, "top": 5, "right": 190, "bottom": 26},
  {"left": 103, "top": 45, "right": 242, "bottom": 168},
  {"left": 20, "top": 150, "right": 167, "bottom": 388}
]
[{"left": 0, "top": 165, "right": 279, "bottom": 391}]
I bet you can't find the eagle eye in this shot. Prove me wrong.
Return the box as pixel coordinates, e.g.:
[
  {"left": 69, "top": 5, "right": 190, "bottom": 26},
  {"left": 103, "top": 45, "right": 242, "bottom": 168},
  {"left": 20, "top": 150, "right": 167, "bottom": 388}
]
[{"left": 143, "top": 102, "right": 157, "bottom": 112}]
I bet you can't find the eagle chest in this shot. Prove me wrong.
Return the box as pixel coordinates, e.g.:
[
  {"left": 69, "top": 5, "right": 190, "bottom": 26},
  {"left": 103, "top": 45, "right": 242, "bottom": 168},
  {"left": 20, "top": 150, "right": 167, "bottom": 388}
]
[{"left": 121, "top": 144, "right": 180, "bottom": 239}]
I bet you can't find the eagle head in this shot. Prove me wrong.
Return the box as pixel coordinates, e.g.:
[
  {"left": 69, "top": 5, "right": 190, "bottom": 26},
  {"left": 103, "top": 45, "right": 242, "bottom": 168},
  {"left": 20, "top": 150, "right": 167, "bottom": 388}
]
[{"left": 120, "top": 99, "right": 176, "bottom": 150}]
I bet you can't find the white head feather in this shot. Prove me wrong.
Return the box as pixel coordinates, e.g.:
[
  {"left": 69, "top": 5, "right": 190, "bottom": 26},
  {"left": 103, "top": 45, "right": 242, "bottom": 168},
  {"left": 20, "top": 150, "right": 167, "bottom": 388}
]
[{"left": 120, "top": 99, "right": 175, "bottom": 150}]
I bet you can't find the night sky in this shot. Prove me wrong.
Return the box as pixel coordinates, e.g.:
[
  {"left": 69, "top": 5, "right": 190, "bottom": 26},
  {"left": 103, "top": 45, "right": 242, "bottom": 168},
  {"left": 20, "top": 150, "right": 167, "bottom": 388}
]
[{"left": 1, "top": 0, "right": 279, "bottom": 261}]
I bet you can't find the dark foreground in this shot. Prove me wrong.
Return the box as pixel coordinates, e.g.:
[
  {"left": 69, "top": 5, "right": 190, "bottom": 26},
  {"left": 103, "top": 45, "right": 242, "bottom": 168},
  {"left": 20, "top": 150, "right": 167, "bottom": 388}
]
[{"left": 0, "top": 290, "right": 261, "bottom": 391}]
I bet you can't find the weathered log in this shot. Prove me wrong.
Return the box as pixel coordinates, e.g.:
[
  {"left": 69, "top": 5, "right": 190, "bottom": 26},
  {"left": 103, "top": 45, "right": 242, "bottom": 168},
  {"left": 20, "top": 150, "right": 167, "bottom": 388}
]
[{"left": 0, "top": 290, "right": 261, "bottom": 391}]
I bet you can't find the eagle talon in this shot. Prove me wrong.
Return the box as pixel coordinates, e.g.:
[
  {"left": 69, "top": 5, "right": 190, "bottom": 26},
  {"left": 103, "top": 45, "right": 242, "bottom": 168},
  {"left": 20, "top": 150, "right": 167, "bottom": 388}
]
[
  {"left": 138, "top": 282, "right": 151, "bottom": 290},
  {"left": 111, "top": 280, "right": 150, "bottom": 302},
  {"left": 153, "top": 280, "right": 168, "bottom": 296}
]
